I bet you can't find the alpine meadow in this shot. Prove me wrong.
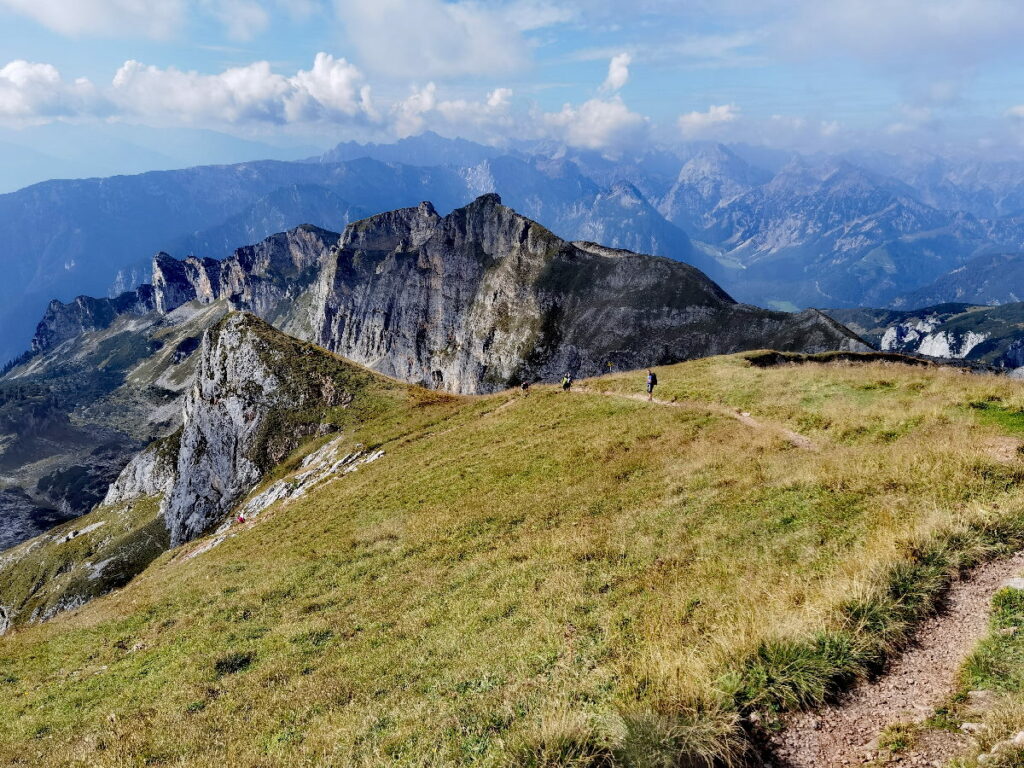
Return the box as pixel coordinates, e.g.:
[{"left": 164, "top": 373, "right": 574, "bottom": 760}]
[{"left": 9, "top": 2, "right": 1024, "bottom": 767}]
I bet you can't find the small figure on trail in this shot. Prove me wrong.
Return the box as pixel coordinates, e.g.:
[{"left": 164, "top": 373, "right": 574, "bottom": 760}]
[
  {"left": 646, "top": 369, "right": 657, "bottom": 401},
  {"left": 520, "top": 381, "right": 530, "bottom": 396},
  {"left": 561, "top": 373, "right": 573, "bottom": 392},
  {"left": 237, "top": 513, "right": 246, "bottom": 525}
]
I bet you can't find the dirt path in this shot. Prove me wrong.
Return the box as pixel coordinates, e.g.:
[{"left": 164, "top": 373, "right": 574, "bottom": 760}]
[
  {"left": 767, "top": 549, "right": 1024, "bottom": 767},
  {"left": 572, "top": 387, "right": 817, "bottom": 450}
]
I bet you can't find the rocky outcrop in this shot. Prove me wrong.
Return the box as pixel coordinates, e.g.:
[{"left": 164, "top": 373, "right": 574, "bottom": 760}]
[
  {"left": 27, "top": 197, "right": 870, "bottom": 403},
  {"left": 29, "top": 225, "right": 339, "bottom": 356},
  {"left": 102, "top": 436, "right": 178, "bottom": 507},
  {"left": 310, "top": 194, "right": 869, "bottom": 393},
  {"left": 151, "top": 225, "right": 339, "bottom": 319},
  {"left": 31, "top": 289, "right": 156, "bottom": 353},
  {"left": 129, "top": 311, "right": 382, "bottom": 546},
  {"left": 827, "top": 303, "right": 1024, "bottom": 368},
  {"left": 161, "top": 314, "right": 279, "bottom": 545}
]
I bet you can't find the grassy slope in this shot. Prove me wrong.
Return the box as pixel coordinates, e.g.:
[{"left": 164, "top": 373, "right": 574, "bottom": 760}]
[{"left": 4, "top": 355, "right": 1024, "bottom": 765}]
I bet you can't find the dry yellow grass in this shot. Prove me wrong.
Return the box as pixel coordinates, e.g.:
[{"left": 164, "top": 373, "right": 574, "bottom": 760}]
[{"left": 3, "top": 353, "right": 1024, "bottom": 766}]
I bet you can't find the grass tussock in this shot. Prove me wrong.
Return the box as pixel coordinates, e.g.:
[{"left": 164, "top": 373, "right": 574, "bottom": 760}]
[{"left": 4, "top": 353, "right": 1024, "bottom": 765}]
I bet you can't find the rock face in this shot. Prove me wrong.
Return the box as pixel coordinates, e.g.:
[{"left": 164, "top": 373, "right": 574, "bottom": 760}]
[
  {"left": 31, "top": 225, "right": 340, "bottom": 355},
  {"left": 31, "top": 289, "right": 157, "bottom": 354},
  {"left": 151, "top": 224, "right": 339, "bottom": 320},
  {"left": 103, "top": 311, "right": 388, "bottom": 546},
  {"left": 827, "top": 303, "right": 1024, "bottom": 368},
  {"left": 161, "top": 314, "right": 279, "bottom": 545},
  {"left": 311, "top": 194, "right": 869, "bottom": 393},
  {"left": 28, "top": 195, "right": 869, "bottom": 401},
  {"left": 102, "top": 438, "right": 178, "bottom": 508}
]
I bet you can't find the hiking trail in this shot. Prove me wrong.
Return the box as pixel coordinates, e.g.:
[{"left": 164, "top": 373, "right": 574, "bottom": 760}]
[
  {"left": 572, "top": 387, "right": 817, "bottom": 450},
  {"left": 767, "top": 550, "right": 1024, "bottom": 767}
]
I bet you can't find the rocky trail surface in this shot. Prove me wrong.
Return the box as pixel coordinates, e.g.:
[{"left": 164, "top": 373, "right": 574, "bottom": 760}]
[{"left": 767, "top": 549, "right": 1024, "bottom": 767}]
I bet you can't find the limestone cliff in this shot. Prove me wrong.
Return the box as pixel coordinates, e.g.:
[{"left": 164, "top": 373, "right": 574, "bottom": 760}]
[
  {"left": 105, "top": 311, "right": 399, "bottom": 546},
  {"left": 311, "top": 194, "right": 869, "bottom": 393},
  {"left": 30, "top": 224, "right": 339, "bottom": 357}
]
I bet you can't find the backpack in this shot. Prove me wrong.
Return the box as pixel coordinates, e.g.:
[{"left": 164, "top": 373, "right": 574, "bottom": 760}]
[{"left": 651, "top": 373, "right": 657, "bottom": 385}]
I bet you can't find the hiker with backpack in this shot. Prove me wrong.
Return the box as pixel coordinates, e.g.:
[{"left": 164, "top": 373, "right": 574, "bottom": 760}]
[
  {"left": 561, "top": 373, "right": 573, "bottom": 392},
  {"left": 646, "top": 369, "right": 657, "bottom": 401}
]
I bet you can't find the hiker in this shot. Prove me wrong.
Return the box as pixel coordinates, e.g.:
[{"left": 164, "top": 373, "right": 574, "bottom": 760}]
[
  {"left": 646, "top": 369, "right": 657, "bottom": 401},
  {"left": 520, "top": 381, "right": 530, "bottom": 396},
  {"left": 561, "top": 373, "right": 573, "bottom": 392}
]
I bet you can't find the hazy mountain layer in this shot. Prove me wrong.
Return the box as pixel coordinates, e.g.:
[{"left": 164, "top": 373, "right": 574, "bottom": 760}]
[{"left": 7, "top": 133, "right": 1024, "bottom": 364}]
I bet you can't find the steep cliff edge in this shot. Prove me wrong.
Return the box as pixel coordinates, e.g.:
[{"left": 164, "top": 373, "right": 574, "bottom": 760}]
[
  {"left": 0, "top": 312, "right": 411, "bottom": 630},
  {"left": 3, "top": 198, "right": 870, "bottom": 552},
  {"left": 31, "top": 224, "right": 339, "bottom": 355},
  {"left": 25, "top": 197, "right": 866, "bottom": 401},
  {"left": 113, "top": 311, "right": 406, "bottom": 546},
  {"left": 311, "top": 194, "right": 869, "bottom": 392}
]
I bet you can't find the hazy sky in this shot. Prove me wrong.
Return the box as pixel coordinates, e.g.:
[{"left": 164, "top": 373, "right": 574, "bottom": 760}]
[{"left": 2, "top": 0, "right": 1024, "bottom": 156}]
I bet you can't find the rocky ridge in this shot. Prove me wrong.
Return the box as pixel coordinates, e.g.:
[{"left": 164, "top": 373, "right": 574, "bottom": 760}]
[
  {"left": 0, "top": 311, "right": 404, "bottom": 630},
  {"left": 2, "top": 195, "right": 870, "bottom": 555},
  {"left": 310, "top": 194, "right": 869, "bottom": 392},
  {"left": 827, "top": 303, "right": 1024, "bottom": 370}
]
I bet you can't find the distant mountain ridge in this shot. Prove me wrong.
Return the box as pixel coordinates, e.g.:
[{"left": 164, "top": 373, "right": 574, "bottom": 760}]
[
  {"left": 0, "top": 195, "right": 868, "bottom": 550},
  {"left": 892, "top": 252, "right": 1024, "bottom": 307},
  {"left": 6, "top": 131, "right": 1024, "bottom": 363},
  {"left": 29, "top": 194, "right": 867, "bottom": 394},
  {"left": 826, "top": 302, "right": 1024, "bottom": 368}
]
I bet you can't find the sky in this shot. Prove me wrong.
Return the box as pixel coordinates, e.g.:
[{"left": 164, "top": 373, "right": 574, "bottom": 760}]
[{"left": 3, "top": 0, "right": 1024, "bottom": 165}]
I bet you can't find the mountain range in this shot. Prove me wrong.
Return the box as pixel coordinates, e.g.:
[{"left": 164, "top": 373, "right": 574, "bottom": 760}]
[
  {"left": 0, "top": 195, "right": 866, "bottom": 553},
  {"left": 4, "top": 131, "right": 1024, "bottom": 364}
]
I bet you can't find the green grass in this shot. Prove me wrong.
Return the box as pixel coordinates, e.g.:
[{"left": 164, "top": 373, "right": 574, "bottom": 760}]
[
  {"left": 5, "top": 352, "right": 1024, "bottom": 765},
  {"left": 877, "top": 722, "right": 918, "bottom": 755},
  {"left": 968, "top": 400, "right": 1024, "bottom": 437},
  {"left": 936, "top": 588, "right": 1024, "bottom": 767}
]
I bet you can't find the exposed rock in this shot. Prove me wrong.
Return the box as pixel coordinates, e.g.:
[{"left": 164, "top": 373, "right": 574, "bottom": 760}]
[
  {"left": 0, "top": 487, "right": 74, "bottom": 552},
  {"left": 162, "top": 314, "right": 281, "bottom": 545},
  {"left": 238, "top": 438, "right": 384, "bottom": 520},
  {"left": 827, "top": 303, "right": 1024, "bottom": 369},
  {"left": 311, "top": 194, "right": 869, "bottom": 393},
  {"left": 150, "top": 225, "right": 340, "bottom": 323},
  {"left": 102, "top": 437, "right": 178, "bottom": 507},
  {"left": 31, "top": 288, "right": 156, "bottom": 354},
  {"left": 159, "top": 312, "right": 384, "bottom": 546}
]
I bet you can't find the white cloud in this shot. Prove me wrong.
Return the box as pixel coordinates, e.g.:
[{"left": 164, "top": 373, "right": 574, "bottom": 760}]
[
  {"left": 0, "top": 61, "right": 105, "bottom": 122},
  {"left": 677, "top": 103, "right": 739, "bottom": 137},
  {"left": 201, "top": 0, "right": 269, "bottom": 40},
  {"left": 885, "top": 104, "right": 935, "bottom": 135},
  {"left": 0, "top": 0, "right": 274, "bottom": 40},
  {"left": 487, "top": 88, "right": 513, "bottom": 109},
  {"left": 333, "top": 0, "right": 568, "bottom": 78},
  {"left": 544, "top": 96, "right": 648, "bottom": 151},
  {"left": 392, "top": 83, "right": 515, "bottom": 139},
  {"left": 286, "top": 53, "right": 377, "bottom": 121},
  {"left": 111, "top": 54, "right": 376, "bottom": 125},
  {"left": 601, "top": 53, "right": 631, "bottom": 92},
  {"left": 0, "top": 0, "right": 185, "bottom": 38}
]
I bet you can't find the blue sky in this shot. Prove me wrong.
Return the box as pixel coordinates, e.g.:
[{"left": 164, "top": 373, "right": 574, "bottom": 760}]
[{"left": 2, "top": 0, "right": 1024, "bottom": 161}]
